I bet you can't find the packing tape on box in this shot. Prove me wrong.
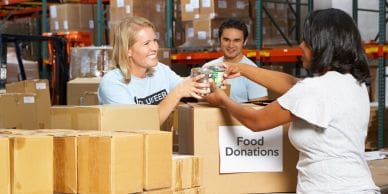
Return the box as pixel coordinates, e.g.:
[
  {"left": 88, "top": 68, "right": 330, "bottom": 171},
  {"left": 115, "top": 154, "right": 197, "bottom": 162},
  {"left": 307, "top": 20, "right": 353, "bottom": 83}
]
[
  {"left": 192, "top": 156, "right": 200, "bottom": 187},
  {"left": 175, "top": 160, "right": 183, "bottom": 190}
]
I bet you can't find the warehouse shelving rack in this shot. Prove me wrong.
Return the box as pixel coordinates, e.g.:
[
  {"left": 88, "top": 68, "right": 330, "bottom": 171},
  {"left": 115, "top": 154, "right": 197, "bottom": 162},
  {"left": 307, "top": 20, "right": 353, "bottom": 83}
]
[
  {"left": 170, "top": 0, "right": 313, "bottom": 77},
  {"left": 353, "top": 0, "right": 388, "bottom": 149}
]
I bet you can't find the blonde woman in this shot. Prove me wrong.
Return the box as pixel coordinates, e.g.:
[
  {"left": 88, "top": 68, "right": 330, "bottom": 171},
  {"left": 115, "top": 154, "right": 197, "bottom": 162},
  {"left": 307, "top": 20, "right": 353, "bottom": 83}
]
[{"left": 98, "top": 16, "right": 207, "bottom": 124}]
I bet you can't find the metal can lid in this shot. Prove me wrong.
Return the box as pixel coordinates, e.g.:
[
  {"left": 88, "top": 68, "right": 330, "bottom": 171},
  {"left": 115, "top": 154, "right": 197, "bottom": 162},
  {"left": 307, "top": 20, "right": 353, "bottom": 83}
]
[{"left": 200, "top": 68, "right": 212, "bottom": 74}]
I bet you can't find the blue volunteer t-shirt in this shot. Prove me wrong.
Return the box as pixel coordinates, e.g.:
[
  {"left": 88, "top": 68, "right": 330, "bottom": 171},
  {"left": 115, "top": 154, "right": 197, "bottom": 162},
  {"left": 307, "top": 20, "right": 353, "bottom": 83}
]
[{"left": 98, "top": 63, "right": 182, "bottom": 105}]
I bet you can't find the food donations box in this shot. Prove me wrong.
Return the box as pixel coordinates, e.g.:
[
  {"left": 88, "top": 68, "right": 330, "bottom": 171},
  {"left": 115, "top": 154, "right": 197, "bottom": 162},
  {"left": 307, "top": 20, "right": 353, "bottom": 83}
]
[{"left": 177, "top": 103, "right": 298, "bottom": 193}]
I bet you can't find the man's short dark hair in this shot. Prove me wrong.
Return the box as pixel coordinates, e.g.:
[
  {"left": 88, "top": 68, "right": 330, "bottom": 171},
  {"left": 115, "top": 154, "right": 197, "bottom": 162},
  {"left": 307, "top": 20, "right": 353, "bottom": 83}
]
[{"left": 218, "top": 18, "right": 249, "bottom": 41}]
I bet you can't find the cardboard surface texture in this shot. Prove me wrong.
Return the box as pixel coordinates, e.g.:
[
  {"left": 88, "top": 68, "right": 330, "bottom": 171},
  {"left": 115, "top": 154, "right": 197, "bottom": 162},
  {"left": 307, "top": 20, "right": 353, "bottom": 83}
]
[
  {"left": 77, "top": 131, "right": 144, "bottom": 194},
  {"left": 6, "top": 79, "right": 51, "bottom": 128},
  {"left": 53, "top": 134, "right": 78, "bottom": 193},
  {"left": 172, "top": 154, "right": 203, "bottom": 191},
  {"left": 178, "top": 103, "right": 298, "bottom": 193},
  {"left": 10, "top": 134, "right": 53, "bottom": 194},
  {"left": 50, "top": 105, "right": 160, "bottom": 131},
  {"left": 0, "top": 137, "right": 10, "bottom": 194},
  {"left": 67, "top": 77, "right": 100, "bottom": 105},
  {"left": 0, "top": 93, "right": 38, "bottom": 129},
  {"left": 129, "top": 130, "right": 172, "bottom": 190}
]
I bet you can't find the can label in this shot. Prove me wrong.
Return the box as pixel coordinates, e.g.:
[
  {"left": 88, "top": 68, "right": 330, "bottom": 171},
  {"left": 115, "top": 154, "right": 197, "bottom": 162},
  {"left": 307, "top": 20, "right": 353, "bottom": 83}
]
[
  {"left": 191, "top": 67, "right": 211, "bottom": 95},
  {"left": 210, "top": 66, "right": 225, "bottom": 88}
]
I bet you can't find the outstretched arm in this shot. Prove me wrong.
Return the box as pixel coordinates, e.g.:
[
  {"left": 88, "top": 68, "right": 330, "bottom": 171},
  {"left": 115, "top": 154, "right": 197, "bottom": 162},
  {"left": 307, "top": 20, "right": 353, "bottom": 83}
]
[
  {"left": 204, "top": 84, "right": 293, "bottom": 131},
  {"left": 228, "top": 63, "right": 299, "bottom": 95},
  {"left": 159, "top": 76, "right": 209, "bottom": 124}
]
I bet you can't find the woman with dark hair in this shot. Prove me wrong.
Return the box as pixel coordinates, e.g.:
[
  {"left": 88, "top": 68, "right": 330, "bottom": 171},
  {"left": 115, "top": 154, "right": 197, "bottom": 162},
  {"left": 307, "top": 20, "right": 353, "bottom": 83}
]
[{"left": 204, "top": 8, "right": 380, "bottom": 193}]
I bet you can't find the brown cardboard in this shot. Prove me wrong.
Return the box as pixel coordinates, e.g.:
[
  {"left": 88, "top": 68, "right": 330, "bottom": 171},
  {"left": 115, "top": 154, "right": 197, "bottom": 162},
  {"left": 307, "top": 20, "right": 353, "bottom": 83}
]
[
  {"left": 0, "top": 137, "right": 10, "bottom": 194},
  {"left": 199, "top": 0, "right": 249, "bottom": 19},
  {"left": 141, "top": 188, "right": 173, "bottom": 194},
  {"left": 6, "top": 79, "right": 50, "bottom": 128},
  {"left": 172, "top": 155, "right": 203, "bottom": 191},
  {"left": 0, "top": 93, "right": 38, "bottom": 129},
  {"left": 9, "top": 134, "right": 53, "bottom": 194},
  {"left": 180, "top": 0, "right": 200, "bottom": 21},
  {"left": 129, "top": 130, "right": 172, "bottom": 190},
  {"left": 177, "top": 103, "right": 298, "bottom": 193},
  {"left": 108, "top": 0, "right": 167, "bottom": 47},
  {"left": 50, "top": 106, "right": 74, "bottom": 130},
  {"left": 77, "top": 131, "right": 144, "bottom": 194},
  {"left": 49, "top": 4, "right": 94, "bottom": 32},
  {"left": 0, "top": 94, "right": 20, "bottom": 129},
  {"left": 50, "top": 105, "right": 160, "bottom": 131},
  {"left": 67, "top": 77, "right": 100, "bottom": 105},
  {"left": 191, "top": 18, "right": 224, "bottom": 47},
  {"left": 172, "top": 187, "right": 203, "bottom": 194},
  {"left": 53, "top": 134, "right": 78, "bottom": 193}
]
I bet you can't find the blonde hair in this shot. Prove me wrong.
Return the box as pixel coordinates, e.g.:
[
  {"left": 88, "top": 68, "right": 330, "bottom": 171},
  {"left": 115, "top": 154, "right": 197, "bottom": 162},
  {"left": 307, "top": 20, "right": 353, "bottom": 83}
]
[{"left": 110, "top": 16, "right": 156, "bottom": 83}]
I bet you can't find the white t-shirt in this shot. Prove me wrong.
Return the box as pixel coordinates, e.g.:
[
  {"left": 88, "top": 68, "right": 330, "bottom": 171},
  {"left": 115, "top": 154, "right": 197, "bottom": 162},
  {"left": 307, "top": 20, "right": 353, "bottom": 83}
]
[
  {"left": 206, "top": 56, "right": 267, "bottom": 102},
  {"left": 98, "top": 63, "right": 182, "bottom": 105},
  {"left": 278, "top": 71, "right": 380, "bottom": 194}
]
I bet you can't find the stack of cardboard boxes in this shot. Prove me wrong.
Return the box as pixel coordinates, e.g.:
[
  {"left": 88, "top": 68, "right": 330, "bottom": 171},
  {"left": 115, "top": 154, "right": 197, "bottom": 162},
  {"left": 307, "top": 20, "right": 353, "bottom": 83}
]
[
  {"left": 49, "top": 3, "right": 108, "bottom": 44},
  {"left": 179, "top": 0, "right": 252, "bottom": 47},
  {"left": 0, "top": 129, "right": 193, "bottom": 194}
]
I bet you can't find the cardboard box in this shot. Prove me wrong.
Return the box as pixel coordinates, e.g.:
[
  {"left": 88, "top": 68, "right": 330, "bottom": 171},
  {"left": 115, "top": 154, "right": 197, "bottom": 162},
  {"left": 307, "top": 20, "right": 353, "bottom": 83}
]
[
  {"left": 50, "top": 105, "right": 160, "bottom": 131},
  {"left": 33, "top": 130, "right": 78, "bottom": 193},
  {"left": 190, "top": 18, "right": 253, "bottom": 47},
  {"left": 172, "top": 155, "right": 203, "bottom": 191},
  {"left": 9, "top": 134, "right": 53, "bottom": 194},
  {"left": 77, "top": 131, "right": 144, "bottom": 193},
  {"left": 173, "top": 187, "right": 204, "bottom": 194},
  {"left": 180, "top": 0, "right": 200, "bottom": 21},
  {"left": 366, "top": 103, "right": 388, "bottom": 150},
  {"left": 141, "top": 188, "right": 173, "bottom": 194},
  {"left": 0, "top": 93, "right": 38, "bottom": 129},
  {"left": 178, "top": 103, "right": 298, "bottom": 193},
  {"left": 6, "top": 79, "right": 51, "bottom": 128},
  {"left": 53, "top": 133, "right": 78, "bottom": 193},
  {"left": 129, "top": 130, "right": 172, "bottom": 190},
  {"left": 49, "top": 4, "right": 94, "bottom": 32},
  {"left": 108, "top": 0, "right": 167, "bottom": 47},
  {"left": 199, "top": 0, "right": 249, "bottom": 19},
  {"left": 67, "top": 77, "right": 100, "bottom": 105},
  {"left": 0, "top": 137, "right": 10, "bottom": 194}
]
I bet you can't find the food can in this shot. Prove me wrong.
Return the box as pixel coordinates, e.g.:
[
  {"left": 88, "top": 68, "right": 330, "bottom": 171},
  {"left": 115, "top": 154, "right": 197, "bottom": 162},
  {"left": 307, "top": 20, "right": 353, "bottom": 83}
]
[
  {"left": 209, "top": 66, "right": 225, "bottom": 88},
  {"left": 190, "top": 67, "right": 211, "bottom": 95}
]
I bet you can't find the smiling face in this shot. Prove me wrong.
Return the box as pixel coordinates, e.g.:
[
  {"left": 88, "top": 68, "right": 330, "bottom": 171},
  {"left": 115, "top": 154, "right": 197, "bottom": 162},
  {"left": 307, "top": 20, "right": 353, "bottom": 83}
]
[
  {"left": 299, "top": 41, "right": 313, "bottom": 69},
  {"left": 128, "top": 26, "right": 159, "bottom": 76},
  {"left": 220, "top": 28, "right": 247, "bottom": 62}
]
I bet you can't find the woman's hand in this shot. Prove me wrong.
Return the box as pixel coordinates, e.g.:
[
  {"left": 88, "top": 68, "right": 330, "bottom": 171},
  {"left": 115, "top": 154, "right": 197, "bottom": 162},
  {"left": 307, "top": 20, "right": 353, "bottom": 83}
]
[
  {"left": 173, "top": 74, "right": 210, "bottom": 99},
  {"left": 202, "top": 82, "right": 229, "bottom": 107},
  {"left": 202, "top": 62, "right": 241, "bottom": 79}
]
